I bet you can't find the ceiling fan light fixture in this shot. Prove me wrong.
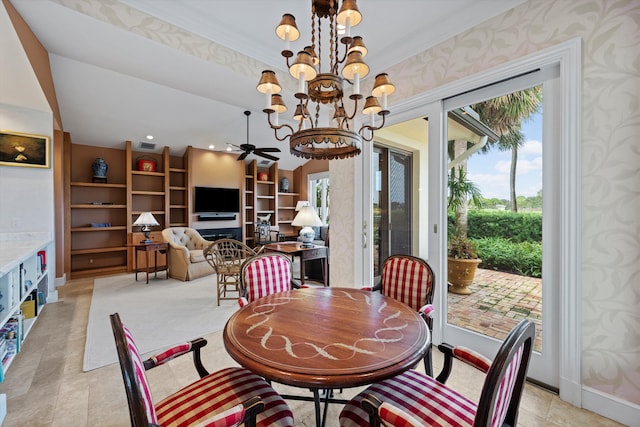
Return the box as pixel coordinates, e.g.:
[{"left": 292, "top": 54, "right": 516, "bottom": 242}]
[
  {"left": 231, "top": 110, "right": 281, "bottom": 162},
  {"left": 256, "top": 0, "right": 393, "bottom": 160}
]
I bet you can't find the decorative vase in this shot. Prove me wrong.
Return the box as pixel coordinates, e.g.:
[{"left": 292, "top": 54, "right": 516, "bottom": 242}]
[
  {"left": 447, "top": 257, "right": 482, "bottom": 294},
  {"left": 92, "top": 157, "right": 108, "bottom": 178},
  {"left": 280, "top": 177, "right": 290, "bottom": 192}
]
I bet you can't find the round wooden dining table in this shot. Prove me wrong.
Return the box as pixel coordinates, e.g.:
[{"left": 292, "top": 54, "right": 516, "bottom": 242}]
[{"left": 223, "top": 287, "right": 430, "bottom": 426}]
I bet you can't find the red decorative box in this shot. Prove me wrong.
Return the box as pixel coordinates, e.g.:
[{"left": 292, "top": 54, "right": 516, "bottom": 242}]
[{"left": 137, "top": 158, "right": 157, "bottom": 172}]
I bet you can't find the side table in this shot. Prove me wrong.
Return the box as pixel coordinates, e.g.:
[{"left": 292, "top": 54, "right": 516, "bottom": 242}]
[
  {"left": 132, "top": 242, "right": 168, "bottom": 284},
  {"left": 264, "top": 242, "right": 328, "bottom": 286}
]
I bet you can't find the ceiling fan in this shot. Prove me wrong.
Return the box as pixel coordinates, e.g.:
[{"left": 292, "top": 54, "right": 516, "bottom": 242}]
[{"left": 229, "top": 110, "right": 281, "bottom": 161}]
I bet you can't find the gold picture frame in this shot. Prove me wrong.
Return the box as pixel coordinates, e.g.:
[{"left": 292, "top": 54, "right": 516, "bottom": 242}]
[{"left": 0, "top": 130, "right": 50, "bottom": 168}]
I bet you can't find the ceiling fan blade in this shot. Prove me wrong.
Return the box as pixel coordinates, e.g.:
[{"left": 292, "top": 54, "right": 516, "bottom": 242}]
[
  {"left": 255, "top": 147, "right": 281, "bottom": 153},
  {"left": 255, "top": 151, "right": 280, "bottom": 161},
  {"left": 237, "top": 151, "right": 249, "bottom": 161}
]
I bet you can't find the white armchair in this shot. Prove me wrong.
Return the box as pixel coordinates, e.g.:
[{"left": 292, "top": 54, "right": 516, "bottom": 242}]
[{"left": 161, "top": 227, "right": 215, "bottom": 281}]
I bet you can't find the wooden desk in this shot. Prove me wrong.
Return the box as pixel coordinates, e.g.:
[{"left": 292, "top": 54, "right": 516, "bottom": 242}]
[
  {"left": 132, "top": 242, "right": 168, "bottom": 284},
  {"left": 223, "top": 287, "right": 429, "bottom": 426},
  {"left": 264, "top": 242, "right": 328, "bottom": 286}
]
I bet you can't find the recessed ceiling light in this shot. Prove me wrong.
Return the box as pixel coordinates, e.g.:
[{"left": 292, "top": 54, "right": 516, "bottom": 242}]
[
  {"left": 209, "top": 144, "right": 215, "bottom": 150},
  {"left": 146, "top": 135, "right": 154, "bottom": 140},
  {"left": 226, "top": 146, "right": 233, "bottom": 152}
]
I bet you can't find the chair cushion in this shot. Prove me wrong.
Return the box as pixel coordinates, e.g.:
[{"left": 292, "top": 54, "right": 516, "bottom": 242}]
[
  {"left": 155, "top": 366, "right": 293, "bottom": 427},
  {"left": 381, "top": 257, "right": 433, "bottom": 312},
  {"left": 339, "top": 369, "right": 477, "bottom": 427},
  {"left": 190, "top": 249, "right": 205, "bottom": 263},
  {"left": 243, "top": 255, "right": 292, "bottom": 304}
]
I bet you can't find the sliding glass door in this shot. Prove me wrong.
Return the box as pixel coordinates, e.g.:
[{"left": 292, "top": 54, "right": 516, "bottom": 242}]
[{"left": 372, "top": 145, "right": 412, "bottom": 277}]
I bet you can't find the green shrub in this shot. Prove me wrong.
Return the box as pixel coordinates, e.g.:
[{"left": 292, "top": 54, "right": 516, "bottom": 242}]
[
  {"left": 446, "top": 210, "right": 542, "bottom": 277},
  {"left": 474, "top": 237, "right": 542, "bottom": 278},
  {"left": 448, "top": 210, "right": 542, "bottom": 243},
  {"left": 469, "top": 210, "right": 542, "bottom": 243}
]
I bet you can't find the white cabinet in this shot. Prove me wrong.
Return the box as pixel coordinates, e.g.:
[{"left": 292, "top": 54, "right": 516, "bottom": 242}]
[{"left": 0, "top": 238, "right": 50, "bottom": 382}]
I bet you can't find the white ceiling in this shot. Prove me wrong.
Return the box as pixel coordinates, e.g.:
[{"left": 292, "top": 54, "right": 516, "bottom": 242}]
[{"left": 5, "top": 0, "right": 524, "bottom": 170}]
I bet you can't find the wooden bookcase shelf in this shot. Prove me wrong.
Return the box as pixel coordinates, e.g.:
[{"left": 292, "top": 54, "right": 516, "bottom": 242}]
[
  {"left": 70, "top": 226, "right": 128, "bottom": 232},
  {"left": 71, "top": 246, "right": 128, "bottom": 255},
  {"left": 244, "top": 161, "right": 300, "bottom": 245},
  {"left": 70, "top": 204, "right": 127, "bottom": 209},
  {"left": 65, "top": 141, "right": 192, "bottom": 279}
]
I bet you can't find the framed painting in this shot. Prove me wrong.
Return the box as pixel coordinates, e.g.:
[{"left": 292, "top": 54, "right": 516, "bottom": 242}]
[{"left": 0, "top": 130, "right": 50, "bottom": 168}]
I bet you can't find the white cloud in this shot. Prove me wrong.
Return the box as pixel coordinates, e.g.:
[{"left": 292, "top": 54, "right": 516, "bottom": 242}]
[
  {"left": 517, "top": 156, "right": 542, "bottom": 175},
  {"left": 468, "top": 172, "right": 510, "bottom": 199},
  {"left": 466, "top": 138, "right": 543, "bottom": 200},
  {"left": 521, "top": 139, "right": 542, "bottom": 155}
]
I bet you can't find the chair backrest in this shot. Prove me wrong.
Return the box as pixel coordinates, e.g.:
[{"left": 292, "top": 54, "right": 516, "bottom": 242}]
[
  {"left": 206, "top": 238, "right": 260, "bottom": 273},
  {"left": 240, "top": 253, "right": 294, "bottom": 304},
  {"left": 110, "top": 312, "right": 157, "bottom": 426},
  {"left": 380, "top": 255, "right": 434, "bottom": 312},
  {"left": 475, "top": 319, "right": 535, "bottom": 427},
  {"left": 162, "top": 227, "right": 206, "bottom": 250}
]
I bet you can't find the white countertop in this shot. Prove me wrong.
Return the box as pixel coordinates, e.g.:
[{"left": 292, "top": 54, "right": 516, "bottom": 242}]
[{"left": 0, "top": 232, "right": 52, "bottom": 276}]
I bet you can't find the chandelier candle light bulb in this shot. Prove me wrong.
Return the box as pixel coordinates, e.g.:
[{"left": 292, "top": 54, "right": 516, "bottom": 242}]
[{"left": 256, "top": 0, "right": 394, "bottom": 160}]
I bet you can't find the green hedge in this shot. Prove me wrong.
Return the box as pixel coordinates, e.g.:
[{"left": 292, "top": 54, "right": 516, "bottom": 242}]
[
  {"left": 448, "top": 210, "right": 543, "bottom": 277},
  {"left": 448, "top": 210, "right": 542, "bottom": 243},
  {"left": 473, "top": 237, "right": 542, "bottom": 278}
]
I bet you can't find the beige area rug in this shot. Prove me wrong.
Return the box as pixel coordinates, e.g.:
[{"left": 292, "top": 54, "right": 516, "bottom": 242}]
[{"left": 83, "top": 273, "right": 238, "bottom": 372}]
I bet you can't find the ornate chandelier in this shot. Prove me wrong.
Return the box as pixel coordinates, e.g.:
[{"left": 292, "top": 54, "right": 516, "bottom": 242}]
[{"left": 256, "top": 0, "right": 395, "bottom": 160}]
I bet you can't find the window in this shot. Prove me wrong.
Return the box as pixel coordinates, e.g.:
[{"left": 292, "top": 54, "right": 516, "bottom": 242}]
[{"left": 308, "top": 172, "right": 329, "bottom": 224}]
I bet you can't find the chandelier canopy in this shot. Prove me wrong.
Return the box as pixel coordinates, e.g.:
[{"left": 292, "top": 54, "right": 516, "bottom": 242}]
[{"left": 256, "top": 0, "right": 395, "bottom": 160}]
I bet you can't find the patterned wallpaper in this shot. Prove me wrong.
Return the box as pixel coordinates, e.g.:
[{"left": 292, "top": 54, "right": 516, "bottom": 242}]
[
  {"left": 51, "top": 0, "right": 640, "bottom": 406},
  {"left": 383, "top": 0, "right": 640, "bottom": 406}
]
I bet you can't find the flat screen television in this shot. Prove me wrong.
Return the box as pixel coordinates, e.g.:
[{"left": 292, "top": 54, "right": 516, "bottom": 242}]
[{"left": 194, "top": 186, "right": 240, "bottom": 213}]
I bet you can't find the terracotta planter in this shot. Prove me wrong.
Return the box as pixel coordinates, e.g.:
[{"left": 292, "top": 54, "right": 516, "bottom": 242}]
[{"left": 447, "top": 257, "right": 482, "bottom": 295}]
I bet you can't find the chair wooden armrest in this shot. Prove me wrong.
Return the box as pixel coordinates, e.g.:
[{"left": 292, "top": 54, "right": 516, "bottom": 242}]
[
  {"left": 143, "top": 337, "right": 209, "bottom": 378},
  {"left": 435, "top": 341, "right": 492, "bottom": 384}
]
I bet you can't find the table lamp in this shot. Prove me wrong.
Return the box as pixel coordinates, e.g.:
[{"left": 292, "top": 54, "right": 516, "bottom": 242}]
[
  {"left": 291, "top": 205, "right": 322, "bottom": 248},
  {"left": 133, "top": 212, "right": 159, "bottom": 243}
]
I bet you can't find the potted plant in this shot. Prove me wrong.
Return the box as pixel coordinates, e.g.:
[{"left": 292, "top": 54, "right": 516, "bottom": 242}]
[
  {"left": 447, "top": 231, "right": 482, "bottom": 294},
  {"left": 447, "top": 167, "right": 482, "bottom": 294}
]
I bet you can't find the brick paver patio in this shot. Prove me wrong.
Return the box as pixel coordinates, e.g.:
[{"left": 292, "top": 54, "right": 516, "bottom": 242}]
[{"left": 447, "top": 268, "right": 543, "bottom": 351}]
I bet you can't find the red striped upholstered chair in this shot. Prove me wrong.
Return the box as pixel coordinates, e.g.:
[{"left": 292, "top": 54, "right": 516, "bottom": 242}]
[
  {"left": 339, "top": 319, "right": 535, "bottom": 427},
  {"left": 238, "top": 253, "right": 302, "bottom": 307},
  {"left": 110, "top": 313, "right": 293, "bottom": 427},
  {"left": 364, "top": 255, "right": 435, "bottom": 375}
]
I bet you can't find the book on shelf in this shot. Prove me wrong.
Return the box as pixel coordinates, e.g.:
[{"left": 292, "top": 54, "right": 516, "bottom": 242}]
[{"left": 37, "top": 250, "right": 46, "bottom": 274}]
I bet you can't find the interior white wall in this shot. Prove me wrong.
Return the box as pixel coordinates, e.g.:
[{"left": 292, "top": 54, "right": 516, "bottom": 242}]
[
  {"left": 0, "top": 105, "right": 54, "bottom": 234},
  {"left": 0, "top": 104, "right": 56, "bottom": 299}
]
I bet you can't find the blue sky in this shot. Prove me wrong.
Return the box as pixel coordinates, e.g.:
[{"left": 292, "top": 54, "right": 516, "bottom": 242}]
[{"left": 466, "top": 110, "right": 543, "bottom": 200}]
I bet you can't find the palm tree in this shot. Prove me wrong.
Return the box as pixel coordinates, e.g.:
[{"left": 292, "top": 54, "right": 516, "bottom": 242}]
[
  {"left": 472, "top": 87, "right": 542, "bottom": 212},
  {"left": 448, "top": 166, "right": 482, "bottom": 239}
]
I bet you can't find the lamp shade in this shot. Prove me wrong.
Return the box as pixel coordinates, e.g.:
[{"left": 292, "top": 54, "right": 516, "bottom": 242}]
[
  {"left": 341, "top": 51, "right": 369, "bottom": 80},
  {"left": 289, "top": 50, "right": 317, "bottom": 81},
  {"left": 133, "top": 212, "right": 159, "bottom": 226},
  {"left": 295, "top": 200, "right": 310, "bottom": 211},
  {"left": 256, "top": 70, "right": 282, "bottom": 94},
  {"left": 275, "top": 13, "right": 300, "bottom": 42},
  {"left": 133, "top": 212, "right": 159, "bottom": 244},
  {"left": 291, "top": 206, "right": 322, "bottom": 227}
]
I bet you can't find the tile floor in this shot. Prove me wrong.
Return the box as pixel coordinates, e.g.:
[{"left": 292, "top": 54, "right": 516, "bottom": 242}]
[{"left": 0, "top": 276, "right": 624, "bottom": 426}]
